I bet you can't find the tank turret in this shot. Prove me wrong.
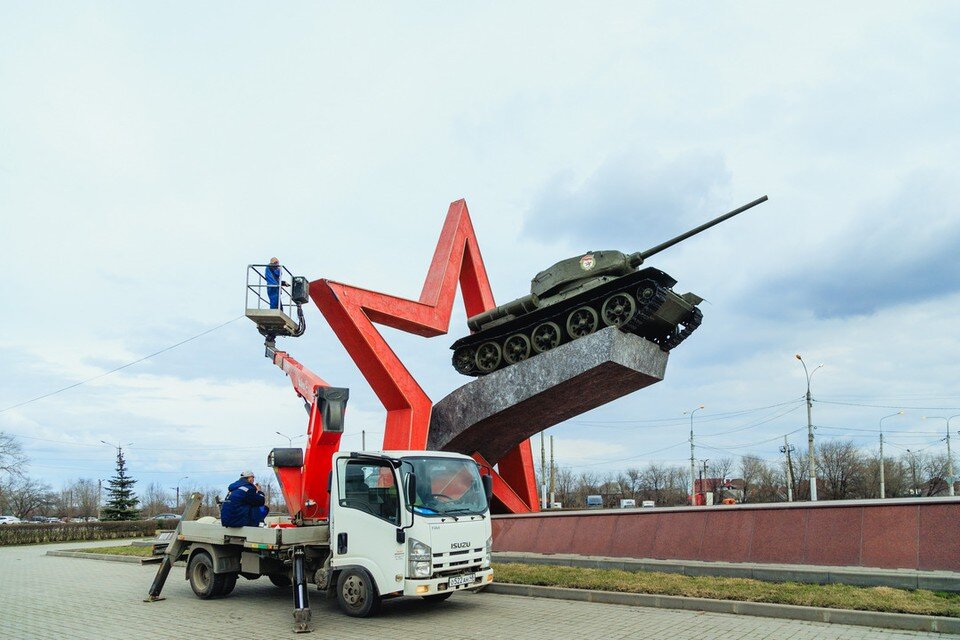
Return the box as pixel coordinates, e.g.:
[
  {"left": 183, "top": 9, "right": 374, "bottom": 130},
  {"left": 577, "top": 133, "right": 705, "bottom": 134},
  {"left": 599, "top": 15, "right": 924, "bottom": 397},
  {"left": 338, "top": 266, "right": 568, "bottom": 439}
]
[{"left": 451, "top": 196, "right": 768, "bottom": 376}]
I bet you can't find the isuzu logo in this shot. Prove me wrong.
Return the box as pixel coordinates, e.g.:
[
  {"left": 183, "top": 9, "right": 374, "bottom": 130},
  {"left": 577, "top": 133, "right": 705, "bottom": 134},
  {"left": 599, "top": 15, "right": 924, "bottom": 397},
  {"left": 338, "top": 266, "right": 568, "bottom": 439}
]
[{"left": 451, "top": 541, "right": 471, "bottom": 549}]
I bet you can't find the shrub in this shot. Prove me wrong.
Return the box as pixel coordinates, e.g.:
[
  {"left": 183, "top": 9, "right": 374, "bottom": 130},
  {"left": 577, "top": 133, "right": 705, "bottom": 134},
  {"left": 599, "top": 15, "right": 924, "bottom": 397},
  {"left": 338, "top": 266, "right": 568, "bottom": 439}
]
[{"left": 0, "top": 520, "right": 158, "bottom": 546}]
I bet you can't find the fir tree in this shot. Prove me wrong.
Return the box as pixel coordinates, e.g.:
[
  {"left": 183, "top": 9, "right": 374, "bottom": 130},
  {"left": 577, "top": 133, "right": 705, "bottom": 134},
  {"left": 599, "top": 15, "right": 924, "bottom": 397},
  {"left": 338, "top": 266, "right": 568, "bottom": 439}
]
[{"left": 101, "top": 448, "right": 141, "bottom": 521}]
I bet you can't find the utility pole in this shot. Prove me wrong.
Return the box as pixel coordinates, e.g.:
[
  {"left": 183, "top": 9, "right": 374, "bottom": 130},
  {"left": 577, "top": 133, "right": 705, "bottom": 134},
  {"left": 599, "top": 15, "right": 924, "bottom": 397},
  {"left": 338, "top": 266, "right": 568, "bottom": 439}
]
[
  {"left": 540, "top": 431, "right": 547, "bottom": 509},
  {"left": 795, "top": 355, "right": 823, "bottom": 501},
  {"left": 879, "top": 412, "right": 903, "bottom": 499},
  {"left": 781, "top": 436, "right": 795, "bottom": 502},
  {"left": 97, "top": 479, "right": 102, "bottom": 520},
  {"left": 923, "top": 415, "right": 958, "bottom": 497},
  {"left": 362, "top": 430, "right": 366, "bottom": 450},
  {"left": 549, "top": 435, "right": 555, "bottom": 507},
  {"left": 699, "top": 459, "right": 710, "bottom": 505},
  {"left": 685, "top": 406, "right": 704, "bottom": 505}
]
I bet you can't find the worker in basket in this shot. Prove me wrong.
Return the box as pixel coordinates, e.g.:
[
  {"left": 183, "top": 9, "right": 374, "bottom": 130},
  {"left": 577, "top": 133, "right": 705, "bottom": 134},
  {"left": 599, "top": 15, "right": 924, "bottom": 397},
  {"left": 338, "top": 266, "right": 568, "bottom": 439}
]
[{"left": 221, "top": 470, "right": 269, "bottom": 527}]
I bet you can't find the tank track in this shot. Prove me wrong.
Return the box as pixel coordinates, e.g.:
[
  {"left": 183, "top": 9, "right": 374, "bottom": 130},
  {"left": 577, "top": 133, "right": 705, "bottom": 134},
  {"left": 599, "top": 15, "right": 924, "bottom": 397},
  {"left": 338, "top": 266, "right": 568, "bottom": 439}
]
[{"left": 451, "top": 279, "right": 703, "bottom": 377}]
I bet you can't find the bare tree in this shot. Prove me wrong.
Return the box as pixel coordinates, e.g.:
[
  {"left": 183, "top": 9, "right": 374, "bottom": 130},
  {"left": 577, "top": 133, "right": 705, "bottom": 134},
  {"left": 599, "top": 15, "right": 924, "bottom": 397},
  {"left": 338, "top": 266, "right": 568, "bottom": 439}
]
[
  {"left": 641, "top": 463, "right": 671, "bottom": 505},
  {"left": 141, "top": 482, "right": 171, "bottom": 517},
  {"left": 2, "top": 476, "right": 53, "bottom": 518},
  {"left": 70, "top": 479, "right": 100, "bottom": 518},
  {"left": 553, "top": 466, "right": 575, "bottom": 507},
  {"left": 707, "top": 458, "right": 734, "bottom": 501},
  {"left": 817, "top": 440, "right": 863, "bottom": 500},
  {"left": 739, "top": 456, "right": 772, "bottom": 503},
  {"left": 0, "top": 432, "right": 28, "bottom": 477}
]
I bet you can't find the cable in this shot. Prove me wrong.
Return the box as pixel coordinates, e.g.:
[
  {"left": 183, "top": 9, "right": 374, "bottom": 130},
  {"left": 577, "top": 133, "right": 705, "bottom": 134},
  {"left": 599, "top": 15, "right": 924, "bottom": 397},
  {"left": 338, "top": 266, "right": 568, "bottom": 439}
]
[
  {"left": 0, "top": 316, "right": 244, "bottom": 415},
  {"left": 570, "top": 397, "right": 804, "bottom": 427},
  {"left": 814, "top": 399, "right": 960, "bottom": 411},
  {"left": 699, "top": 404, "right": 803, "bottom": 438}
]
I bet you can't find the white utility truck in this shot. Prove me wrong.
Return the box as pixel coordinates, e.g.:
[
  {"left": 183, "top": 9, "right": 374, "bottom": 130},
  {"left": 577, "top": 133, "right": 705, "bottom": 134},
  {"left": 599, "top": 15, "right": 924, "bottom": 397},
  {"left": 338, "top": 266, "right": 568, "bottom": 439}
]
[{"left": 148, "top": 449, "right": 493, "bottom": 631}]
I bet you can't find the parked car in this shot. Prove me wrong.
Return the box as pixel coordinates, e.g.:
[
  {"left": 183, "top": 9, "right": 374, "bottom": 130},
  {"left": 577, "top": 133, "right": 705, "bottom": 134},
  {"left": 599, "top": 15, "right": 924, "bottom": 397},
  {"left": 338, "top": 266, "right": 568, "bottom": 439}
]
[
  {"left": 28, "top": 515, "right": 47, "bottom": 523},
  {"left": 44, "top": 517, "right": 64, "bottom": 523},
  {"left": 0, "top": 515, "right": 22, "bottom": 525},
  {"left": 586, "top": 495, "right": 603, "bottom": 508},
  {"left": 619, "top": 499, "right": 637, "bottom": 509},
  {"left": 152, "top": 513, "right": 182, "bottom": 521}
]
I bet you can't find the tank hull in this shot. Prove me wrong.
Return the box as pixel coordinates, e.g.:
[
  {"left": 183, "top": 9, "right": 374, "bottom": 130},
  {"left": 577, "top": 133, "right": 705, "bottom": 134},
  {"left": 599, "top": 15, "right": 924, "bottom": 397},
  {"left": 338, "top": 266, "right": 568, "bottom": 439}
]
[{"left": 450, "top": 267, "right": 702, "bottom": 377}]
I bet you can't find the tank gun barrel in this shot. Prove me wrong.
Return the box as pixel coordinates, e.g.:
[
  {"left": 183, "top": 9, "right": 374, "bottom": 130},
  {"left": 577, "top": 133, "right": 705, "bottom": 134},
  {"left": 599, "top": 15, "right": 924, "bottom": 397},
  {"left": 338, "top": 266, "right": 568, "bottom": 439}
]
[{"left": 628, "top": 195, "right": 768, "bottom": 267}]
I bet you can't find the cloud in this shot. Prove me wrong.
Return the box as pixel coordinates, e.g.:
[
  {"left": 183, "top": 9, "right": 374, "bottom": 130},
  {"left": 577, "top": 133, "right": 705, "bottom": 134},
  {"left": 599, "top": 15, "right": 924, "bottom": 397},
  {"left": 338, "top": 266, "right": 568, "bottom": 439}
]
[
  {"left": 521, "top": 151, "right": 733, "bottom": 251},
  {"left": 749, "top": 171, "right": 960, "bottom": 319}
]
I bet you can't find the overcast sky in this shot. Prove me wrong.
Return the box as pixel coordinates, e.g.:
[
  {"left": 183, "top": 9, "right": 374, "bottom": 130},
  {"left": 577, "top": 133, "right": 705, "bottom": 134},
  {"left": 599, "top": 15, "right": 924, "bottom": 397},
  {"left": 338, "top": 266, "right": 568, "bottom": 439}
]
[{"left": 2, "top": 3, "right": 959, "bottom": 494}]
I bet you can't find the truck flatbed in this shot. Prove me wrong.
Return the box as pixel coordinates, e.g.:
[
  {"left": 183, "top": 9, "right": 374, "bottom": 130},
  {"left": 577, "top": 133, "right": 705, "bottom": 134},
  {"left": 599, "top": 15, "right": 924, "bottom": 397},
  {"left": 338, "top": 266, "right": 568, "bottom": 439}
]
[{"left": 178, "top": 521, "right": 329, "bottom": 548}]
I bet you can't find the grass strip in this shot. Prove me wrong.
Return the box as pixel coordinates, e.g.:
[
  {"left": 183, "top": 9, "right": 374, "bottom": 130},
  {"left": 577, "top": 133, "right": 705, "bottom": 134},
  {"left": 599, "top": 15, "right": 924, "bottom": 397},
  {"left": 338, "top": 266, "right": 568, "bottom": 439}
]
[
  {"left": 492, "top": 563, "right": 960, "bottom": 618},
  {"left": 76, "top": 545, "right": 154, "bottom": 557}
]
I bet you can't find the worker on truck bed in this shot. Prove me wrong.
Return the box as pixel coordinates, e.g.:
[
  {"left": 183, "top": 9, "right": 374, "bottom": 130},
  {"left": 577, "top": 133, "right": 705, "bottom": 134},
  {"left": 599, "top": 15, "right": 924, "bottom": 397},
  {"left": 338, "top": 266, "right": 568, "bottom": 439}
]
[{"left": 221, "top": 470, "right": 268, "bottom": 527}]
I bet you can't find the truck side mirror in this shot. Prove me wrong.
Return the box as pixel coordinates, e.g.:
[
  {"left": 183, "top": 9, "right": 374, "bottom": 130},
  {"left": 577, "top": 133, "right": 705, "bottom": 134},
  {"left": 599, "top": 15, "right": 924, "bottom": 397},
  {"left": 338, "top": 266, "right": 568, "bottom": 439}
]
[
  {"left": 406, "top": 474, "right": 417, "bottom": 509},
  {"left": 482, "top": 474, "right": 493, "bottom": 502}
]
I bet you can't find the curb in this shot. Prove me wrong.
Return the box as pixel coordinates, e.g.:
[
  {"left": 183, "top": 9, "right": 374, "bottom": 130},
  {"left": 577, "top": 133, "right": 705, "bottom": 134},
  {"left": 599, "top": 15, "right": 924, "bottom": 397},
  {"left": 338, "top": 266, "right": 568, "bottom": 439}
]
[
  {"left": 493, "top": 552, "right": 960, "bottom": 593},
  {"left": 46, "top": 550, "right": 144, "bottom": 564},
  {"left": 486, "top": 583, "right": 960, "bottom": 635},
  {"left": 46, "top": 549, "right": 186, "bottom": 566}
]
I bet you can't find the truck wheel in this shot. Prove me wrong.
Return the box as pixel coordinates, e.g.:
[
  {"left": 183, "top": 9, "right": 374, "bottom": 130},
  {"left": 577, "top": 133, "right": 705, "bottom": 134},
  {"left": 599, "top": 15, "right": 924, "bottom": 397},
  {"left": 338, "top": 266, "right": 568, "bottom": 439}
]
[
  {"left": 269, "top": 574, "right": 292, "bottom": 588},
  {"left": 422, "top": 592, "right": 453, "bottom": 602},
  {"left": 188, "top": 551, "right": 228, "bottom": 599},
  {"left": 218, "top": 572, "right": 238, "bottom": 597},
  {"left": 336, "top": 567, "right": 381, "bottom": 617}
]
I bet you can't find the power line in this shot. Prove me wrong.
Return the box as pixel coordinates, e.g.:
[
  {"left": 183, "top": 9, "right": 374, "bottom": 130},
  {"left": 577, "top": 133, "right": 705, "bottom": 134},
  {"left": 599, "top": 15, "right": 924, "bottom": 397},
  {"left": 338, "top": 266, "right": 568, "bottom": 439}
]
[
  {"left": 0, "top": 316, "right": 243, "bottom": 415},
  {"left": 699, "top": 404, "right": 803, "bottom": 438},
  {"left": 571, "top": 397, "right": 803, "bottom": 427},
  {"left": 814, "top": 399, "right": 960, "bottom": 411}
]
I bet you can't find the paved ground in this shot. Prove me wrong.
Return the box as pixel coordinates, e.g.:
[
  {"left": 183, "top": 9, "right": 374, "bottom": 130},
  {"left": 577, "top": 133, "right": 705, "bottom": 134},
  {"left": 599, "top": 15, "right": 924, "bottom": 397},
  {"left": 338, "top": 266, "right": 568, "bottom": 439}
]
[{"left": 0, "top": 541, "right": 954, "bottom": 639}]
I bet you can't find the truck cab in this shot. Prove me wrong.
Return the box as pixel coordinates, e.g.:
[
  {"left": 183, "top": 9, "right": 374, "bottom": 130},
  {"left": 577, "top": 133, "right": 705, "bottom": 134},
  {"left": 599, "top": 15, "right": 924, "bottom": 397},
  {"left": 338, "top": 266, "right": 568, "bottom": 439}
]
[{"left": 330, "top": 450, "right": 493, "bottom": 614}]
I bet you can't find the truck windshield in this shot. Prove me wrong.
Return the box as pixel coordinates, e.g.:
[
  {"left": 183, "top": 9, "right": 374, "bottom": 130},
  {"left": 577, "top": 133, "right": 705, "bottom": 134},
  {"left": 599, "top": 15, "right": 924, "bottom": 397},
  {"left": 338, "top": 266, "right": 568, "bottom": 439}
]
[{"left": 403, "top": 457, "right": 488, "bottom": 516}]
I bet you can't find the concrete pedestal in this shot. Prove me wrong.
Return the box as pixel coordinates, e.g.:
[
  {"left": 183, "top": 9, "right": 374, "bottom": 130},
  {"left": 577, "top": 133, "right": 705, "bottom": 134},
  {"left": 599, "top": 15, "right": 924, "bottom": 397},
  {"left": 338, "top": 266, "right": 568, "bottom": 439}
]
[{"left": 429, "top": 327, "right": 668, "bottom": 464}]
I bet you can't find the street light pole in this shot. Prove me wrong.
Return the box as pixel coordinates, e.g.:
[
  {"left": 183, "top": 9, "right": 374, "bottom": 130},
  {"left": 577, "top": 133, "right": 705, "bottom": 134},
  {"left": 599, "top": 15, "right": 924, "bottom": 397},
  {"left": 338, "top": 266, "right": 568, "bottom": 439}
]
[
  {"left": 176, "top": 476, "right": 189, "bottom": 510},
  {"left": 795, "top": 355, "right": 823, "bottom": 501},
  {"left": 878, "top": 412, "right": 903, "bottom": 499},
  {"left": 923, "top": 415, "right": 959, "bottom": 497},
  {"left": 684, "top": 405, "right": 704, "bottom": 505}
]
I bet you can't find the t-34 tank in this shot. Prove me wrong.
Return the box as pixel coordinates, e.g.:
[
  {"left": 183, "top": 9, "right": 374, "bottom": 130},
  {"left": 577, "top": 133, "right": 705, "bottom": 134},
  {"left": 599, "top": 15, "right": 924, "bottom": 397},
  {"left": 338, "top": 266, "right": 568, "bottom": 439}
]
[{"left": 450, "top": 196, "right": 768, "bottom": 376}]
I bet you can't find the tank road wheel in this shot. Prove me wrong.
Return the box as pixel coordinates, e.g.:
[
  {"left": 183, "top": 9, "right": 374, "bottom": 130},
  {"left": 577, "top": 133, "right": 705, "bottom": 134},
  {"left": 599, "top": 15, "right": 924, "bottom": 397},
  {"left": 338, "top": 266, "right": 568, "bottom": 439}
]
[
  {"left": 566, "top": 306, "right": 599, "bottom": 339},
  {"left": 336, "top": 567, "right": 381, "bottom": 617},
  {"left": 601, "top": 293, "right": 637, "bottom": 327},
  {"left": 531, "top": 322, "right": 562, "bottom": 353},
  {"left": 474, "top": 341, "right": 502, "bottom": 373},
  {"left": 503, "top": 334, "right": 532, "bottom": 364},
  {"left": 452, "top": 346, "right": 477, "bottom": 375}
]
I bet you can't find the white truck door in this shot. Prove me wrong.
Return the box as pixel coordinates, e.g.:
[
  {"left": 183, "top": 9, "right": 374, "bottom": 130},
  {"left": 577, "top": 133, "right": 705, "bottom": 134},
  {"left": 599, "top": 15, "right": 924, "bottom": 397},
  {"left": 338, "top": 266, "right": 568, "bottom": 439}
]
[{"left": 331, "top": 457, "right": 406, "bottom": 596}]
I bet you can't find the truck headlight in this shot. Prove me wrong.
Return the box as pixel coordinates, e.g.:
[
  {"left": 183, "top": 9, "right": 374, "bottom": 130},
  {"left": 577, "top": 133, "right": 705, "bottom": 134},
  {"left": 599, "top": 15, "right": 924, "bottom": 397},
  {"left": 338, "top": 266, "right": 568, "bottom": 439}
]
[
  {"left": 408, "top": 538, "right": 432, "bottom": 578},
  {"left": 482, "top": 535, "right": 492, "bottom": 569}
]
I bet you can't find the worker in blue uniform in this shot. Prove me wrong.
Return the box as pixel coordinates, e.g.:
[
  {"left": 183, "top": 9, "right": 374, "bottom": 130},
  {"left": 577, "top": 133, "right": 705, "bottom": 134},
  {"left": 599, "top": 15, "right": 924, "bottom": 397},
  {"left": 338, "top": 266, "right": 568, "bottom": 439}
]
[
  {"left": 266, "top": 258, "right": 283, "bottom": 309},
  {"left": 220, "top": 470, "right": 268, "bottom": 527}
]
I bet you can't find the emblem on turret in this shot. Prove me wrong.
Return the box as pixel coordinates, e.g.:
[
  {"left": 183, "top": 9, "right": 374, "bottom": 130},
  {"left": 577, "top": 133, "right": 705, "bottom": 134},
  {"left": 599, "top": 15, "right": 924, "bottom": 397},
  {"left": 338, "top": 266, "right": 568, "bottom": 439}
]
[{"left": 579, "top": 254, "right": 595, "bottom": 271}]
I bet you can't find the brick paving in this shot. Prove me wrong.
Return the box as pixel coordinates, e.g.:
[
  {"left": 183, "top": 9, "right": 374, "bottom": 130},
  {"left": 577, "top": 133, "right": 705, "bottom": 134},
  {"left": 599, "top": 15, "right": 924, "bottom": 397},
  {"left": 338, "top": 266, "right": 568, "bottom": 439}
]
[{"left": 0, "top": 541, "right": 952, "bottom": 639}]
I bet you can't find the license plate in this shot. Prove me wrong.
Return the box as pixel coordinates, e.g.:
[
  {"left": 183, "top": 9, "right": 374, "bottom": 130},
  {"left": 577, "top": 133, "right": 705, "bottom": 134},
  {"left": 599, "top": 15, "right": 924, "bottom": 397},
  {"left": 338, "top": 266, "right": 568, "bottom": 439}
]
[{"left": 448, "top": 574, "right": 475, "bottom": 587}]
